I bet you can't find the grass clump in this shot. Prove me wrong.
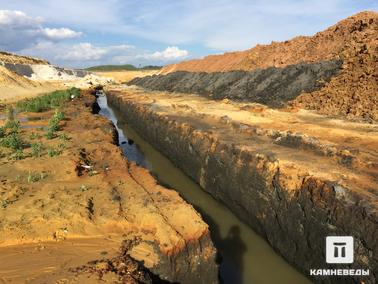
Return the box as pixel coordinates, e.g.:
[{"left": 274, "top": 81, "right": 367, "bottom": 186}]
[
  {"left": 12, "top": 149, "right": 25, "bottom": 160},
  {"left": 27, "top": 171, "right": 47, "bottom": 183},
  {"left": 29, "top": 132, "right": 42, "bottom": 140},
  {"left": 16, "top": 87, "right": 80, "bottom": 113},
  {"left": 59, "top": 133, "right": 70, "bottom": 141},
  {"left": 0, "top": 120, "right": 25, "bottom": 150},
  {"left": 47, "top": 147, "right": 62, "bottom": 157},
  {"left": 31, "top": 142, "right": 43, "bottom": 158},
  {"left": 45, "top": 110, "right": 65, "bottom": 139},
  {"left": 0, "top": 133, "right": 24, "bottom": 150}
]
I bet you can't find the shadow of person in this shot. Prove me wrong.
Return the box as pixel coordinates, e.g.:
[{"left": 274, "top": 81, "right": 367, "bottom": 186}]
[
  {"left": 195, "top": 210, "right": 247, "bottom": 284},
  {"left": 220, "top": 225, "right": 247, "bottom": 284}
]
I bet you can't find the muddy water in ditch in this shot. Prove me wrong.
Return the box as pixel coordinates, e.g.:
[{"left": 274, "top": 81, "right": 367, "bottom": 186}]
[{"left": 97, "top": 94, "right": 311, "bottom": 284}]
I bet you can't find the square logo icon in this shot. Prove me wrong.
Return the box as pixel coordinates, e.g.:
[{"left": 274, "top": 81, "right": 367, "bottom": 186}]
[{"left": 326, "top": 236, "right": 354, "bottom": 264}]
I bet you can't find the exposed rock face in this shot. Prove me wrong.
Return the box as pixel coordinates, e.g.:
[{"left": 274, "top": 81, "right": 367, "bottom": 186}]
[
  {"left": 106, "top": 88, "right": 378, "bottom": 284},
  {"left": 0, "top": 90, "right": 218, "bottom": 283},
  {"left": 129, "top": 60, "right": 342, "bottom": 107}
]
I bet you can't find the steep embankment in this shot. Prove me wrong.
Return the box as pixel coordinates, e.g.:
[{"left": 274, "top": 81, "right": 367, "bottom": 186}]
[
  {"left": 106, "top": 86, "right": 378, "bottom": 283},
  {"left": 0, "top": 90, "right": 217, "bottom": 283},
  {"left": 133, "top": 11, "right": 377, "bottom": 121},
  {"left": 0, "top": 51, "right": 49, "bottom": 65},
  {"left": 0, "top": 65, "right": 63, "bottom": 103},
  {"left": 0, "top": 51, "right": 113, "bottom": 103}
]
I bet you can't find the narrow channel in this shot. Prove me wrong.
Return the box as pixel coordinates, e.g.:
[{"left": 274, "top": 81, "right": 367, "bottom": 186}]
[{"left": 97, "top": 93, "right": 311, "bottom": 284}]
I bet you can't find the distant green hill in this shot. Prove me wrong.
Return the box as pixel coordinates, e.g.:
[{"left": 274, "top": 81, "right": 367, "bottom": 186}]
[{"left": 85, "top": 64, "right": 162, "bottom": 71}]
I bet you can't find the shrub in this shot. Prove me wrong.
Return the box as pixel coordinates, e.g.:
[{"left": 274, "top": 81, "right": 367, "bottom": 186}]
[
  {"left": 27, "top": 171, "right": 47, "bottom": 183},
  {"left": 4, "top": 120, "right": 20, "bottom": 134},
  {"left": 59, "top": 133, "right": 69, "bottom": 141},
  {"left": 45, "top": 110, "right": 65, "bottom": 139},
  {"left": 29, "top": 132, "right": 42, "bottom": 140},
  {"left": 12, "top": 149, "right": 25, "bottom": 160},
  {"left": 31, "top": 142, "right": 43, "bottom": 158},
  {"left": 16, "top": 87, "right": 81, "bottom": 113},
  {"left": 0, "top": 132, "right": 24, "bottom": 150},
  {"left": 47, "top": 147, "right": 61, "bottom": 157},
  {"left": 45, "top": 129, "right": 55, "bottom": 140}
]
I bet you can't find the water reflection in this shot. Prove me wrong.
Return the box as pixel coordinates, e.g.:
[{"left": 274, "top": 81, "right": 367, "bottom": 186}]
[{"left": 98, "top": 93, "right": 311, "bottom": 284}]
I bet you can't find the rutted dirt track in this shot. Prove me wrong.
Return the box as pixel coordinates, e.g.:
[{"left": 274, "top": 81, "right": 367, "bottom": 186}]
[
  {"left": 0, "top": 91, "right": 217, "bottom": 283},
  {"left": 106, "top": 86, "right": 378, "bottom": 283}
]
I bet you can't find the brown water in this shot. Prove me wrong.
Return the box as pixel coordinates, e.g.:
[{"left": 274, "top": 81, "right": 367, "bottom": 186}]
[{"left": 98, "top": 94, "right": 311, "bottom": 284}]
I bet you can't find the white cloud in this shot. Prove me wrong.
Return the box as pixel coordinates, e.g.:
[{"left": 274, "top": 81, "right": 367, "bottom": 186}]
[
  {"left": 20, "top": 42, "right": 188, "bottom": 67},
  {"left": 42, "top": 28, "right": 82, "bottom": 40},
  {"left": 0, "top": 9, "right": 82, "bottom": 51},
  {"left": 1, "top": 1, "right": 376, "bottom": 66},
  {"left": 146, "top": 46, "right": 188, "bottom": 60},
  {"left": 0, "top": 10, "right": 42, "bottom": 26},
  {"left": 56, "top": 43, "right": 106, "bottom": 61}
]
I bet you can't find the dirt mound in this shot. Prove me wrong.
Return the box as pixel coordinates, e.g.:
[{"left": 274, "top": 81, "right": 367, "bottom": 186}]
[
  {"left": 161, "top": 11, "right": 377, "bottom": 74},
  {"left": 0, "top": 51, "right": 49, "bottom": 65},
  {"left": 130, "top": 60, "right": 342, "bottom": 107},
  {"left": 292, "top": 12, "right": 378, "bottom": 121},
  {"left": 154, "top": 11, "right": 377, "bottom": 121},
  {"left": 0, "top": 66, "right": 63, "bottom": 103},
  {"left": 0, "top": 66, "right": 37, "bottom": 88}
]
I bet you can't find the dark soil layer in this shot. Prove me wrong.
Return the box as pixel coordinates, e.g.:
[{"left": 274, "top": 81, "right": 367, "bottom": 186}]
[{"left": 129, "top": 60, "right": 342, "bottom": 107}]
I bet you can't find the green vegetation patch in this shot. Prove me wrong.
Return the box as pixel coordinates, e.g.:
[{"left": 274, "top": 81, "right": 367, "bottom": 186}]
[
  {"left": 0, "top": 113, "right": 26, "bottom": 150},
  {"left": 27, "top": 171, "right": 47, "bottom": 183},
  {"left": 45, "top": 110, "right": 65, "bottom": 139},
  {"left": 16, "top": 87, "right": 80, "bottom": 113}
]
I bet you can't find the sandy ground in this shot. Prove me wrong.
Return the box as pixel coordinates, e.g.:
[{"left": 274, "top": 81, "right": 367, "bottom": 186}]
[
  {"left": 94, "top": 70, "right": 158, "bottom": 83},
  {"left": 0, "top": 90, "right": 214, "bottom": 282},
  {"left": 0, "top": 238, "right": 120, "bottom": 284},
  {"left": 0, "top": 66, "right": 66, "bottom": 104},
  {"left": 107, "top": 85, "right": 378, "bottom": 201},
  {"left": 0, "top": 82, "right": 66, "bottom": 104}
]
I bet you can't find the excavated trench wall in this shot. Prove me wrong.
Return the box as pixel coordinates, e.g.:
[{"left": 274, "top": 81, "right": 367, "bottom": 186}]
[
  {"left": 128, "top": 60, "right": 342, "bottom": 107},
  {"left": 107, "top": 92, "right": 377, "bottom": 284}
]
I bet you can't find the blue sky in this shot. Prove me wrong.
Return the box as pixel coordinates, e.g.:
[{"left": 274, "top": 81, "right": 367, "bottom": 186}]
[{"left": 0, "top": 0, "right": 377, "bottom": 68}]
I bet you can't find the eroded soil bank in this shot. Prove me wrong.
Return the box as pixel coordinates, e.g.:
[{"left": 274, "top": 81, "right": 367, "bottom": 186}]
[
  {"left": 0, "top": 90, "right": 217, "bottom": 283},
  {"left": 106, "top": 86, "right": 378, "bottom": 283}
]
